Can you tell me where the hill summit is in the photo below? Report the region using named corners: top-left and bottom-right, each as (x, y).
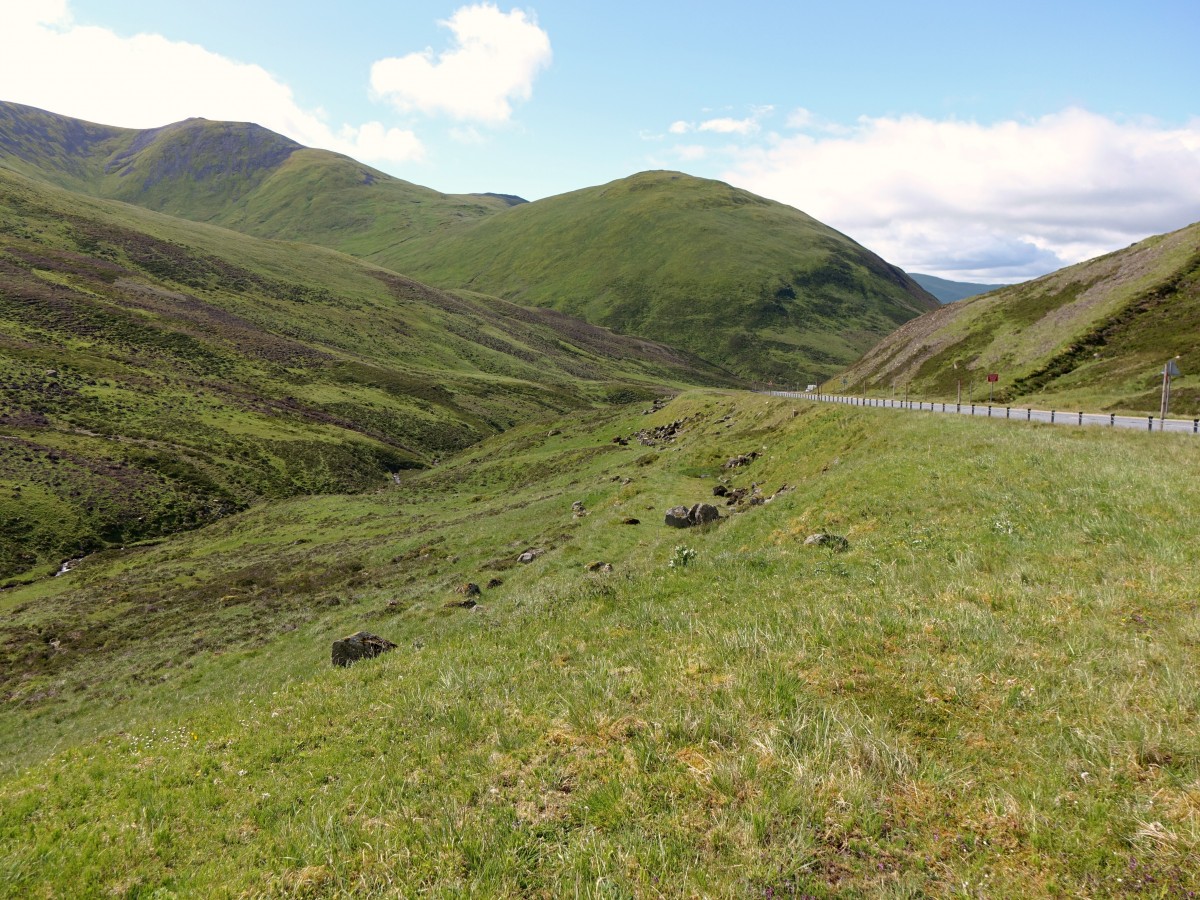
top-left (1, 102), bottom-right (937, 381)
top-left (0, 100), bottom-right (514, 255)
top-left (375, 170), bottom-right (939, 381)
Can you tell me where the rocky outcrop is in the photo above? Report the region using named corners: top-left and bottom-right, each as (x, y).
top-left (331, 631), bottom-right (397, 667)
top-left (665, 503), bottom-right (722, 528)
top-left (724, 452), bottom-right (759, 468)
top-left (804, 533), bottom-right (849, 552)
top-left (665, 506), bottom-right (692, 528)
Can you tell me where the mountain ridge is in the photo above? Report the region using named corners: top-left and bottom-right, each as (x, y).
top-left (0, 162), bottom-right (731, 579)
top-left (910, 272), bottom-right (1009, 303)
top-left (840, 221), bottom-right (1200, 412)
top-left (0, 101), bottom-right (938, 381)
top-left (372, 169), bottom-right (939, 381)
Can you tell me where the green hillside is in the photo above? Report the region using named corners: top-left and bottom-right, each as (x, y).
top-left (3, 393), bottom-right (1198, 895)
top-left (841, 221), bottom-right (1200, 414)
top-left (0, 165), bottom-right (731, 580)
top-left (1, 104), bottom-right (937, 383)
top-left (376, 171), bottom-right (939, 382)
top-left (910, 273), bottom-right (1008, 304)
top-left (0, 100), bottom-right (515, 254)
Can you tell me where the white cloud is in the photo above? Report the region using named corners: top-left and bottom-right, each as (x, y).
top-left (723, 109), bottom-right (1200, 281)
top-left (671, 107), bottom-right (773, 139)
top-left (0, 0), bottom-right (425, 165)
top-left (698, 116), bottom-right (760, 136)
top-left (785, 107), bottom-right (813, 129)
top-left (370, 4), bottom-right (551, 123)
top-left (340, 122), bottom-right (426, 163)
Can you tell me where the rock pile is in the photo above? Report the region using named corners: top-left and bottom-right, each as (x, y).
top-left (331, 631), bottom-right (397, 667)
top-left (635, 417), bottom-right (692, 447)
top-left (723, 451), bottom-right (759, 468)
top-left (665, 503), bottom-right (722, 528)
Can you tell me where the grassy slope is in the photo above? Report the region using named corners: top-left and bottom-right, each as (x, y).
top-left (910, 273), bottom-right (1008, 304)
top-left (0, 165), bottom-right (732, 580)
top-left (2, 392), bottom-right (1198, 896)
top-left (375, 170), bottom-right (939, 383)
top-left (843, 222), bottom-right (1200, 414)
top-left (0, 100), bottom-right (514, 253)
top-left (1, 104), bottom-right (938, 384)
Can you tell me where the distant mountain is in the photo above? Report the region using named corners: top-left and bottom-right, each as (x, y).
top-left (910, 273), bottom-right (1008, 303)
top-left (0, 164), bottom-right (730, 579)
top-left (0, 100), bottom-right (514, 257)
top-left (0, 103), bottom-right (937, 382)
top-left (375, 171), bottom-right (939, 381)
top-left (842, 222), bottom-right (1200, 413)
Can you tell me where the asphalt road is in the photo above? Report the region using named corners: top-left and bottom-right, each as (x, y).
top-left (762, 391), bottom-right (1200, 435)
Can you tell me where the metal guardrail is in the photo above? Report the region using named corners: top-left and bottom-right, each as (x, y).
top-left (762, 391), bottom-right (1200, 435)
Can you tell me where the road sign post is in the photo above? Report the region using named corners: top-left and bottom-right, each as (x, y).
top-left (1161, 358), bottom-right (1181, 430)
top-left (987, 372), bottom-right (998, 403)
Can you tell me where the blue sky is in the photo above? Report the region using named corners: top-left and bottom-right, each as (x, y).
top-left (3, 0), bottom-right (1199, 280)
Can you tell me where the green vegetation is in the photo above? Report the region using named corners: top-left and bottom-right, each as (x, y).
top-left (0, 100), bottom-right (518, 256)
top-left (910, 273), bottom-right (1007, 304)
top-left (0, 165), bottom-right (731, 579)
top-left (377, 171), bottom-right (938, 382)
top-left (2, 103), bottom-right (938, 383)
top-left (843, 222), bottom-right (1200, 415)
top-left (5, 96), bottom-right (1198, 898)
top-left (3, 393), bottom-right (1198, 896)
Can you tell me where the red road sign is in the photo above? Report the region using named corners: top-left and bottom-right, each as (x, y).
top-left (987, 373), bottom-right (999, 382)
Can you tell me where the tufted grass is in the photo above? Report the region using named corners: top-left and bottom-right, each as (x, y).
top-left (1, 393), bottom-right (1198, 897)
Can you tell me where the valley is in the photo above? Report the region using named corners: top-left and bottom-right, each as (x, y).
top-left (2, 97), bottom-right (1198, 897)
top-left (2, 393), bottom-right (1197, 895)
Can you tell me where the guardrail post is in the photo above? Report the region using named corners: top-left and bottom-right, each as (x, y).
top-left (1148, 416), bottom-right (1153, 431)
top-left (1051, 410), bottom-right (1055, 423)
top-left (1194, 418), bottom-right (1198, 433)
top-left (971, 404), bottom-right (975, 415)
top-left (1027, 408), bottom-right (1032, 420)
top-left (987, 405), bottom-right (992, 417)
top-left (1078, 411), bottom-right (1083, 425)
top-left (1006, 407), bottom-right (1010, 418)
top-left (1111, 413), bottom-right (1116, 426)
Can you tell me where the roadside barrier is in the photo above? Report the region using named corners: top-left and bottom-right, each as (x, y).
top-left (760, 391), bottom-right (1199, 435)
